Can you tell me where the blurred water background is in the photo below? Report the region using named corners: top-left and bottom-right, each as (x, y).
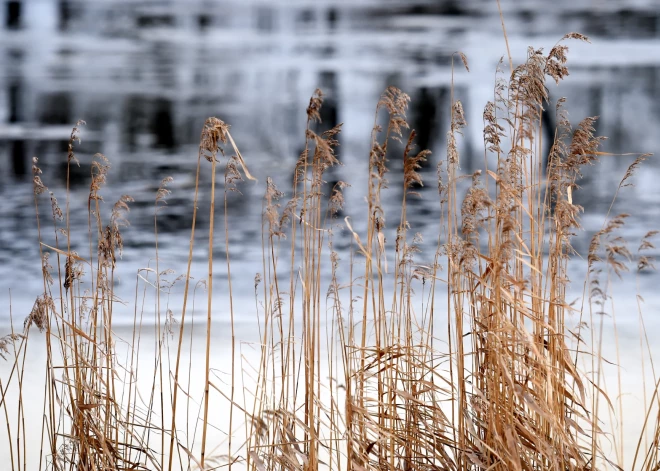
top-left (0, 0), bottom-right (659, 324)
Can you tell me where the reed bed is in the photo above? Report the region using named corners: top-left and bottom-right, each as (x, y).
top-left (0, 32), bottom-right (659, 471)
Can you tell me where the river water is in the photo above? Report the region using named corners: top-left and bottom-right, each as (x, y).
top-left (0, 1), bottom-right (658, 324)
top-left (0, 2), bottom-right (659, 467)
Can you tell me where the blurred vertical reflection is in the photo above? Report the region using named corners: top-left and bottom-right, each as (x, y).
top-left (7, 80), bottom-right (21, 123)
top-left (5, 1), bottom-right (22, 30)
top-left (10, 139), bottom-right (25, 176)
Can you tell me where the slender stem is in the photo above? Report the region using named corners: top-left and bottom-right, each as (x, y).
top-left (200, 152), bottom-right (217, 467)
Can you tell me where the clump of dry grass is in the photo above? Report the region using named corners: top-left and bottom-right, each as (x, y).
top-left (0, 32), bottom-right (658, 471)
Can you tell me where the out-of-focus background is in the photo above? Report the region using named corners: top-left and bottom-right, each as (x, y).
top-left (0, 0), bottom-right (659, 322)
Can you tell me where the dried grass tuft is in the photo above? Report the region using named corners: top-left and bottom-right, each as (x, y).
top-left (0, 30), bottom-right (657, 471)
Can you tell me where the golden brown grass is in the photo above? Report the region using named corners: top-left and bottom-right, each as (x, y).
top-left (1, 32), bottom-right (659, 471)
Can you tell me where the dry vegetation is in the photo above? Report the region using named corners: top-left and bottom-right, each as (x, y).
top-left (1, 32), bottom-right (660, 471)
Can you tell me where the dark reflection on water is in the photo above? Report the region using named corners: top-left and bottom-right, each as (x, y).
top-left (0, 1), bottom-right (659, 319)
